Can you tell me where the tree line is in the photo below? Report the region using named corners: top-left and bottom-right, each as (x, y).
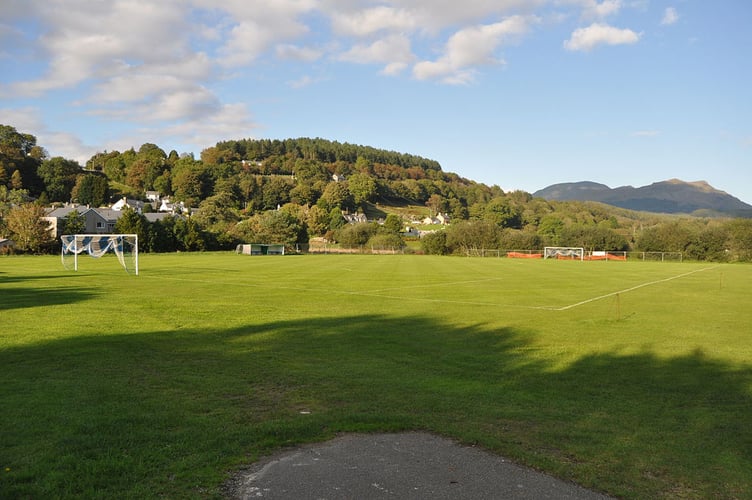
top-left (1, 124), bottom-right (750, 261)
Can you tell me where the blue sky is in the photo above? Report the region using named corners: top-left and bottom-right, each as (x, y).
top-left (2, 1), bottom-right (750, 203)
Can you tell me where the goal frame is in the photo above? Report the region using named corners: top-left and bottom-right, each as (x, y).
top-left (543, 246), bottom-right (585, 261)
top-left (61, 234), bottom-right (139, 275)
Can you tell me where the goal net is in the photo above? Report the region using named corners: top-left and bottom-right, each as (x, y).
top-left (61, 234), bottom-right (139, 275)
top-left (544, 246), bottom-right (584, 261)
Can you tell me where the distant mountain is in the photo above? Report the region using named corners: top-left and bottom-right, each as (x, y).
top-left (533, 179), bottom-right (752, 216)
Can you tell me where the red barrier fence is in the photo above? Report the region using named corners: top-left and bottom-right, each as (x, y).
top-left (507, 252), bottom-right (543, 259)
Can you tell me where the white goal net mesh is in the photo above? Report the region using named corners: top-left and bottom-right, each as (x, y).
top-left (544, 246), bottom-right (584, 260)
top-left (61, 234), bottom-right (138, 274)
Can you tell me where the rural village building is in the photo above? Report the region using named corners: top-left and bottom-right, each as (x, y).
top-left (43, 206), bottom-right (119, 237)
top-left (43, 196), bottom-right (185, 238)
top-left (421, 213), bottom-right (451, 225)
top-left (0, 238), bottom-right (14, 252)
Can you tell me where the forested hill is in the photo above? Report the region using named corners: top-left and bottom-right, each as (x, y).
top-left (206, 137), bottom-right (443, 174)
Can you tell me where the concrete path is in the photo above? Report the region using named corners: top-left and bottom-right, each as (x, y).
top-left (224, 432), bottom-right (612, 499)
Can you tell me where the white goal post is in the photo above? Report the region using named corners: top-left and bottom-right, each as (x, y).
top-left (61, 234), bottom-right (139, 275)
top-left (544, 246), bottom-right (585, 261)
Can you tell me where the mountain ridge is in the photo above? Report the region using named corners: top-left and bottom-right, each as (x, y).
top-left (533, 179), bottom-right (752, 216)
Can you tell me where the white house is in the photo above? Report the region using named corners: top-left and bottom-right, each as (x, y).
top-left (145, 191), bottom-right (161, 203)
top-left (343, 213), bottom-right (368, 224)
top-left (158, 197), bottom-right (187, 214)
top-left (111, 197), bottom-right (145, 213)
top-left (421, 213), bottom-right (451, 225)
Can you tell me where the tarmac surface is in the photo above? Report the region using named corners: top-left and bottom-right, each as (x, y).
top-left (224, 432), bottom-right (612, 499)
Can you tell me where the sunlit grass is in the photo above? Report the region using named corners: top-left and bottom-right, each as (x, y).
top-left (1, 253), bottom-right (750, 498)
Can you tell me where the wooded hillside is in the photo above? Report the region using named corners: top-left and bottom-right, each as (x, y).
top-left (1, 124), bottom-right (751, 261)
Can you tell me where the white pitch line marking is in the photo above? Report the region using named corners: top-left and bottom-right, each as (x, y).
top-left (548, 265), bottom-right (718, 311)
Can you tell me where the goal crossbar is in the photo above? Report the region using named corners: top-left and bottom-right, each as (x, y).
top-left (61, 234), bottom-right (139, 275)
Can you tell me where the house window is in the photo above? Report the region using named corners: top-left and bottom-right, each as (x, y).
top-left (96, 222), bottom-right (104, 229)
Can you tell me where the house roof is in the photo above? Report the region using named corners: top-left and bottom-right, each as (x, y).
top-left (144, 212), bottom-right (182, 223)
top-left (44, 206), bottom-right (89, 218)
top-left (92, 208), bottom-right (120, 222)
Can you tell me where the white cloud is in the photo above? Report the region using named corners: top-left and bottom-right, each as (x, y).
top-left (276, 44), bottom-right (323, 62)
top-left (91, 54), bottom-right (213, 105)
top-left (338, 34), bottom-right (414, 74)
top-left (554, 0), bottom-right (622, 20)
top-left (0, 107), bottom-right (98, 163)
top-left (390, 0), bottom-right (542, 29)
top-left (413, 16), bottom-right (534, 83)
top-left (331, 6), bottom-right (417, 37)
top-left (85, 101), bottom-right (257, 160)
top-left (382, 62), bottom-right (409, 76)
top-left (563, 22), bottom-right (640, 51)
top-left (198, 0), bottom-right (315, 67)
top-left (0, 0), bottom-right (675, 161)
top-left (156, 102), bottom-right (257, 151)
top-left (5, 1), bottom-right (193, 96)
top-left (583, 0), bottom-right (622, 19)
top-left (218, 22), bottom-right (285, 67)
top-left (0, 107), bottom-right (46, 139)
top-left (148, 88), bottom-right (222, 122)
top-left (661, 7), bottom-right (679, 26)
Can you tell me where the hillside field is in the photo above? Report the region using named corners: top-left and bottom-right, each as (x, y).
top-left (1, 253), bottom-right (751, 498)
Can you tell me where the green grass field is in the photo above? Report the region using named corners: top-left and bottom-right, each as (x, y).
top-left (2, 253), bottom-right (751, 498)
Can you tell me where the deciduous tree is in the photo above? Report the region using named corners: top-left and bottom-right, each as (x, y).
top-left (421, 230), bottom-right (448, 255)
top-left (445, 220), bottom-right (500, 254)
top-left (5, 203), bottom-right (53, 253)
top-left (484, 197), bottom-right (522, 229)
top-left (0, 125), bottom-right (44, 194)
top-left (71, 174), bottom-right (109, 207)
top-left (114, 208), bottom-right (149, 249)
top-left (37, 157), bottom-right (82, 202)
top-left (231, 210), bottom-right (306, 251)
top-left (347, 173), bottom-right (376, 206)
top-left (62, 210), bottom-right (86, 235)
top-left (383, 214), bottom-right (403, 234)
top-left (318, 181), bottom-right (353, 212)
top-left (335, 222), bottom-right (377, 248)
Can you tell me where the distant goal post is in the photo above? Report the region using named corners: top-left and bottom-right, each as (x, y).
top-left (61, 234), bottom-right (139, 275)
top-left (544, 246), bottom-right (585, 261)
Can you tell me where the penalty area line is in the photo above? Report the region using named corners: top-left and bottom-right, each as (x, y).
top-left (551, 266), bottom-right (719, 311)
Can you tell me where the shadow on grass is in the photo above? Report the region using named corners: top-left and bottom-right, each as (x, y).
top-left (0, 283), bottom-right (98, 311)
top-left (1, 315), bottom-right (750, 498)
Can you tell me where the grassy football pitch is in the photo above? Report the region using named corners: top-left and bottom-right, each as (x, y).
top-left (1, 253), bottom-right (751, 498)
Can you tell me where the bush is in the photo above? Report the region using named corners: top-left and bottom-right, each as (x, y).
top-left (421, 231), bottom-right (448, 255)
top-left (367, 232), bottom-right (404, 251)
top-left (335, 222), bottom-right (377, 248)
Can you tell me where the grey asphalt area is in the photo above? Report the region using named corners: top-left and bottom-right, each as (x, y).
top-left (224, 432), bottom-right (612, 499)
